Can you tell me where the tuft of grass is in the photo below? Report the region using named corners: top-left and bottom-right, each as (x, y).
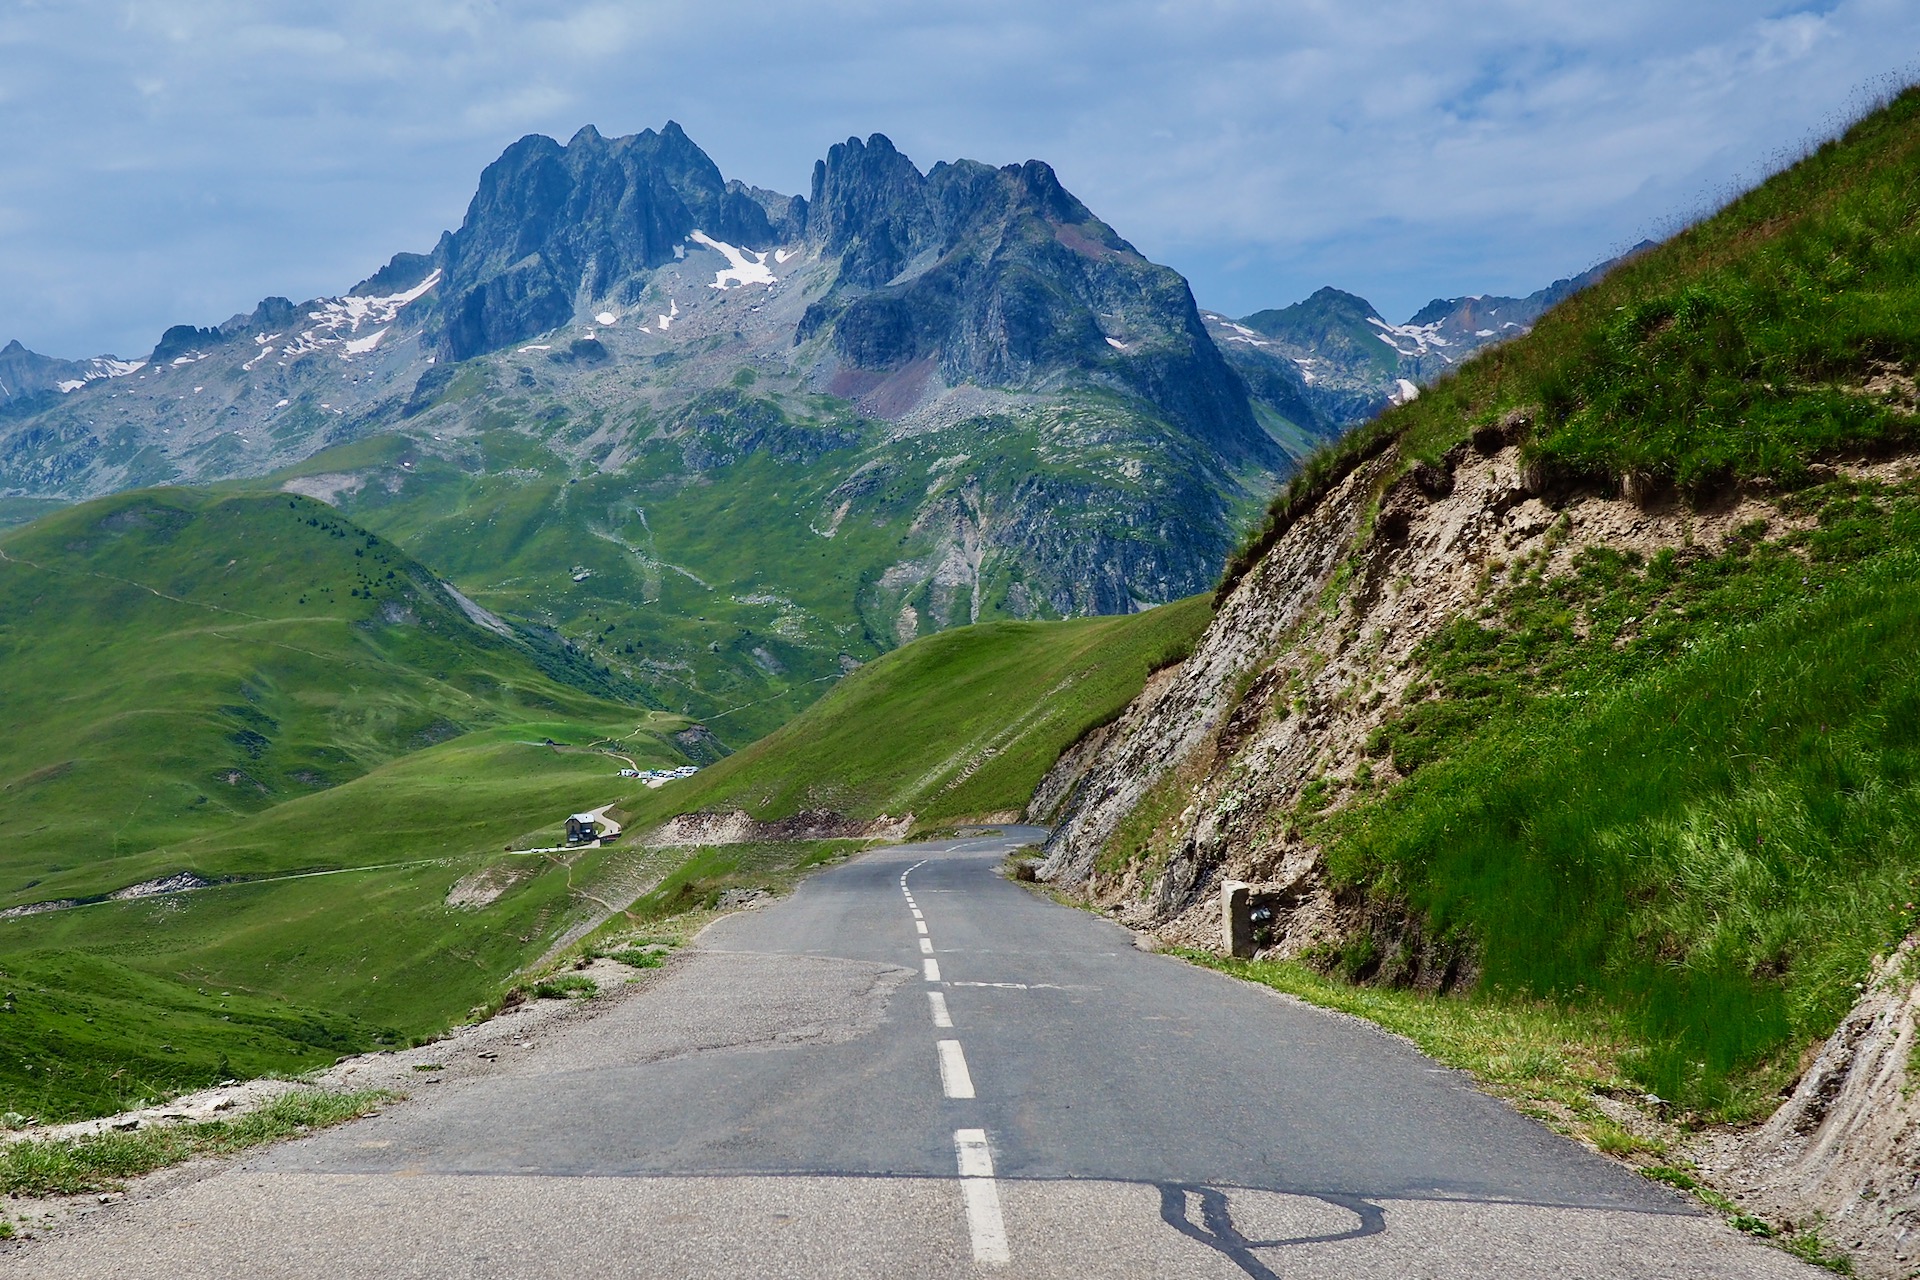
top-left (1783, 1220), bottom-right (1856, 1274)
top-left (0, 1089), bottom-right (389, 1197)
top-left (530, 974), bottom-right (596, 1000)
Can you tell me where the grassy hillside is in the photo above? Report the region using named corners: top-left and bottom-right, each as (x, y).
top-left (0, 727), bottom-right (677, 1122)
top-left (0, 487), bottom-right (649, 875)
top-left (0, 489), bottom-right (703, 1120)
top-left (1222, 87), bottom-right (1920, 598)
top-left (263, 383), bottom-right (1258, 746)
top-left (621, 594), bottom-right (1212, 835)
top-left (1218, 86), bottom-right (1920, 1116)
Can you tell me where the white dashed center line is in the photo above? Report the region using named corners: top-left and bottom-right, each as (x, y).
top-left (937, 1039), bottom-right (976, 1099)
top-left (954, 1128), bottom-right (1010, 1265)
top-left (906, 854), bottom-right (1011, 1265)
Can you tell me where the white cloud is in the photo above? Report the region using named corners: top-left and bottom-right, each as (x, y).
top-left (0, 0), bottom-right (1913, 356)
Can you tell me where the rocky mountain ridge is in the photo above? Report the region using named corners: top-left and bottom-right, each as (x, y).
top-left (0, 123), bottom-right (1330, 743)
top-left (0, 121), bottom-right (1632, 744)
top-left (1201, 243), bottom-right (1652, 432)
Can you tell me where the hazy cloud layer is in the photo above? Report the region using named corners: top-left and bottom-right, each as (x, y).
top-left (1, 1), bottom-right (1914, 356)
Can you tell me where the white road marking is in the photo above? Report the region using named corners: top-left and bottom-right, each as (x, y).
top-left (915, 920), bottom-right (928, 934)
top-left (919, 937), bottom-right (935, 954)
top-left (937, 1040), bottom-right (976, 1099)
top-left (928, 991), bottom-right (953, 1027)
top-left (954, 1129), bottom-right (1010, 1265)
top-left (911, 908), bottom-right (923, 920)
top-left (924, 958), bottom-right (941, 982)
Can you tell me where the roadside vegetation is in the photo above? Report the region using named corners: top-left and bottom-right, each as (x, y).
top-left (1191, 954), bottom-right (1860, 1269)
top-left (0, 1088), bottom-right (388, 1199)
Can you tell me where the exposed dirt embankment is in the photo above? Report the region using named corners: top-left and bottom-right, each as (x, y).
top-left (1037, 418), bottom-right (1831, 955)
top-left (1700, 937), bottom-right (1920, 1276)
top-left (641, 809), bottom-right (913, 847)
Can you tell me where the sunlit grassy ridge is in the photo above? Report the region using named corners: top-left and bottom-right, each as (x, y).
top-left (620, 594), bottom-right (1212, 834)
top-left (0, 486), bottom-right (645, 874)
top-left (1219, 86), bottom-right (1920, 600)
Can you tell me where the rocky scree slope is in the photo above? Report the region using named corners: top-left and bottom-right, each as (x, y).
top-left (1037, 83), bottom-right (1920, 1274)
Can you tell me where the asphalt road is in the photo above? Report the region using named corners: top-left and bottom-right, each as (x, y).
top-left (14, 829), bottom-right (1817, 1278)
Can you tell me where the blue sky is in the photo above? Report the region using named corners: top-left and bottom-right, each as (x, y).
top-left (1, 1), bottom-right (1914, 358)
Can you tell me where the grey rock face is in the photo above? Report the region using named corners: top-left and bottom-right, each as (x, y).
top-left (429, 122), bottom-right (804, 361)
top-left (801, 138), bottom-right (1275, 466)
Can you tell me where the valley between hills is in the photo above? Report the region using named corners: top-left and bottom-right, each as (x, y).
top-left (3, 84), bottom-right (1920, 1279)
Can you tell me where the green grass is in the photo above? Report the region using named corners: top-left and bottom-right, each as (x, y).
top-left (0, 488), bottom-right (699, 1121)
top-left (530, 974), bottom-right (597, 1000)
top-left (0, 487), bottom-right (654, 872)
top-left (0, 722), bottom-right (692, 1121)
top-left (0, 1088), bottom-right (388, 1197)
top-left (618, 840), bottom-right (866, 923)
top-left (1328, 542), bottom-right (1920, 1117)
top-left (617, 594), bottom-right (1212, 833)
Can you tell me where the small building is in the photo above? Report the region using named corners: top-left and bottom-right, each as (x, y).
top-left (565, 813), bottom-right (601, 845)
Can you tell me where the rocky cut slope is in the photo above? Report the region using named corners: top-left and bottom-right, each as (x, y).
top-left (1034, 82), bottom-right (1920, 1274)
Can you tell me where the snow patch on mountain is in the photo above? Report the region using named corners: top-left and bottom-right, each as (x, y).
top-left (1368, 315), bottom-right (1454, 360)
top-left (690, 231), bottom-right (776, 289)
top-left (280, 270), bottom-right (440, 363)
